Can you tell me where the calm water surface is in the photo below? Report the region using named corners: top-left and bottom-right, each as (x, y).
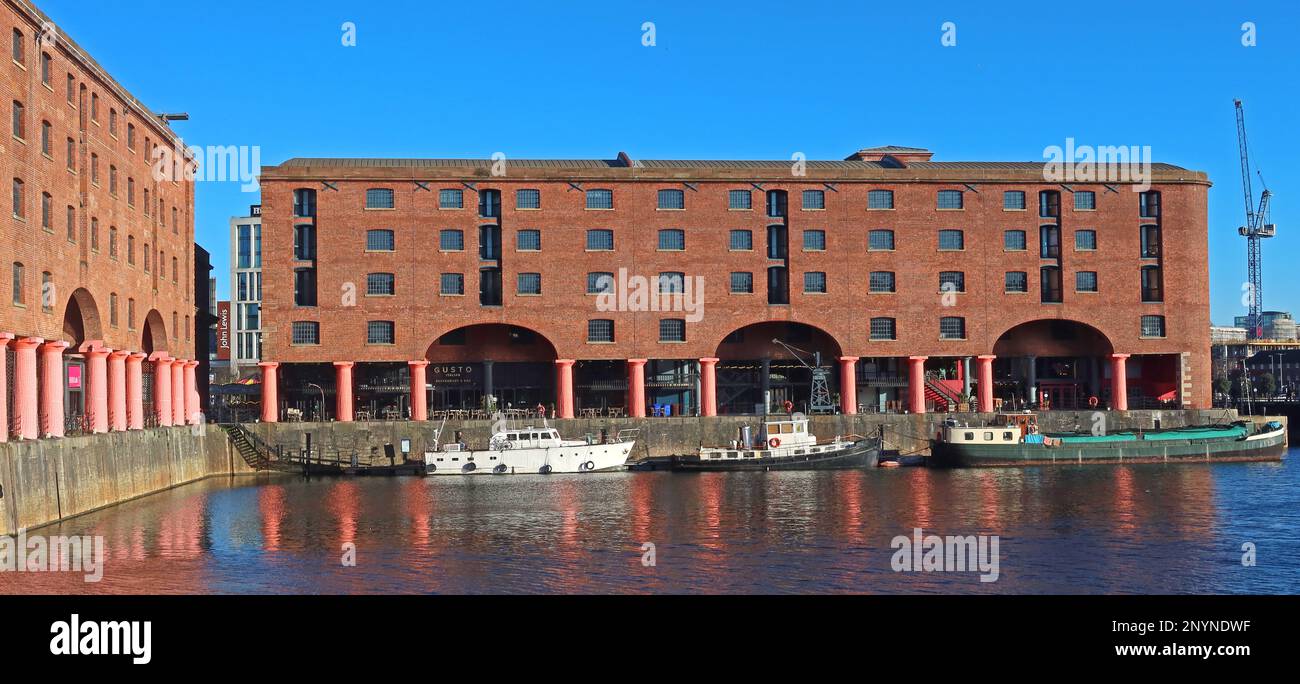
top-left (3, 449), bottom-right (1298, 594)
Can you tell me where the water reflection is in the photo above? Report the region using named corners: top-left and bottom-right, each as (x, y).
top-left (1, 454), bottom-right (1297, 595)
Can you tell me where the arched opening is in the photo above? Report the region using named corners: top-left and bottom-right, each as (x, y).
top-left (141, 309), bottom-right (168, 354)
top-left (713, 321), bottom-right (843, 415)
top-left (993, 319), bottom-right (1115, 410)
top-left (409, 323), bottom-right (559, 415)
top-left (61, 288), bottom-right (103, 348)
top-left (59, 289), bottom-right (105, 429)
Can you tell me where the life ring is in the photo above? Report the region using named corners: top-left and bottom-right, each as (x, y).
top-left (1088, 396), bottom-right (1099, 409)
top-left (584, 461), bottom-right (596, 472)
top-left (769, 437), bottom-right (781, 449)
top-left (783, 401), bottom-right (794, 414)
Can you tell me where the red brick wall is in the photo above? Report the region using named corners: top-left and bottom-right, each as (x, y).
top-left (260, 170), bottom-right (1210, 405)
top-left (1, 1), bottom-right (195, 358)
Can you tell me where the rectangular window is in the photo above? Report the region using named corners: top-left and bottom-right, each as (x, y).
top-left (1041, 266), bottom-right (1063, 303)
top-left (657, 189), bottom-right (684, 210)
top-left (802, 190), bottom-right (825, 210)
top-left (1040, 226), bottom-right (1061, 258)
top-left (291, 322), bottom-right (320, 345)
top-left (517, 273), bottom-right (541, 295)
top-left (516, 189), bottom-right (540, 209)
top-left (869, 271), bottom-right (895, 293)
top-left (588, 319), bottom-right (614, 343)
top-left (1141, 266), bottom-right (1163, 302)
top-left (1039, 191), bottom-right (1060, 218)
top-left (1076, 271), bottom-right (1098, 292)
top-left (939, 317), bottom-right (966, 340)
top-left (870, 317), bottom-right (896, 341)
top-left (659, 319), bottom-right (686, 343)
top-left (1004, 230), bottom-right (1027, 251)
top-left (804, 272), bottom-right (827, 293)
top-left (1139, 191), bottom-right (1161, 218)
top-left (12, 100), bottom-right (23, 139)
top-left (729, 229), bottom-right (753, 251)
top-left (366, 229), bottom-right (395, 251)
top-left (366, 273), bottom-right (395, 296)
top-left (364, 188), bottom-right (394, 209)
top-left (937, 190), bottom-right (964, 209)
top-left (868, 190), bottom-right (894, 210)
top-left (730, 272), bottom-right (753, 294)
top-left (1075, 229), bottom-right (1097, 250)
top-left (11, 262), bottom-right (23, 305)
top-left (439, 229), bottom-right (464, 251)
top-left (586, 229), bottom-right (614, 251)
top-left (1141, 225), bottom-right (1161, 258)
top-left (367, 321), bottom-right (395, 345)
top-left (11, 29), bottom-right (23, 64)
top-left (517, 229), bottom-right (541, 251)
top-left (868, 229), bottom-right (895, 251)
top-left (1005, 271), bottom-right (1028, 293)
top-left (803, 230), bottom-right (826, 251)
top-left (586, 189), bottom-right (613, 209)
top-left (939, 271), bottom-right (965, 293)
top-left (1141, 315), bottom-right (1166, 338)
top-left (587, 272), bottom-right (614, 294)
top-left (658, 272), bottom-right (685, 294)
top-left (293, 269), bottom-right (317, 307)
top-left (1074, 191), bottom-right (1096, 210)
top-left (440, 273), bottom-right (464, 296)
top-left (729, 190), bottom-right (752, 210)
top-left (658, 229), bottom-right (685, 251)
top-left (1004, 191), bottom-right (1026, 210)
top-left (938, 230), bottom-right (964, 251)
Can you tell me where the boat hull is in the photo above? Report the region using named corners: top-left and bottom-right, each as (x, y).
top-left (931, 428), bottom-right (1287, 468)
top-left (672, 439), bottom-right (881, 472)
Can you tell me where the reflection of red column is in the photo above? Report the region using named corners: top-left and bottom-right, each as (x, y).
top-left (126, 353), bottom-right (146, 430)
top-left (627, 359), bottom-right (647, 418)
top-left (108, 350), bottom-right (128, 432)
top-left (40, 340), bottom-right (70, 438)
top-left (1110, 354), bottom-right (1130, 411)
top-left (408, 361), bottom-right (429, 421)
top-left (0, 333), bottom-right (12, 442)
top-left (555, 360), bottom-right (575, 419)
top-left (259, 362), bottom-right (279, 423)
top-left (976, 355), bottom-right (996, 412)
top-left (11, 337), bottom-right (42, 440)
top-left (183, 360), bottom-right (199, 424)
top-left (839, 357), bottom-right (859, 415)
top-left (84, 345), bottom-right (110, 434)
top-left (152, 354), bottom-right (173, 427)
top-left (700, 358), bottom-right (719, 417)
top-left (334, 362), bottom-right (354, 422)
top-left (907, 356), bottom-right (928, 414)
top-left (171, 359), bottom-right (185, 426)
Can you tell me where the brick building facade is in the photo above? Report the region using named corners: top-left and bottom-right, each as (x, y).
top-left (1, 0), bottom-right (198, 440)
top-left (258, 146), bottom-right (1210, 421)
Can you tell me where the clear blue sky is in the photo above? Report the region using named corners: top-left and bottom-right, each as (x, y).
top-left (41, 0), bottom-right (1299, 323)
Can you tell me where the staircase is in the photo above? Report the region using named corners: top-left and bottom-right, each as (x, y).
top-left (925, 376), bottom-right (964, 412)
top-left (223, 423), bottom-right (277, 471)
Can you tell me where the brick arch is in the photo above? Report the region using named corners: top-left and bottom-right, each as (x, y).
top-left (712, 320), bottom-right (844, 362)
top-left (422, 323), bottom-right (558, 363)
top-left (993, 318), bottom-right (1115, 358)
top-left (141, 309), bottom-right (168, 353)
top-left (61, 288), bottom-right (104, 348)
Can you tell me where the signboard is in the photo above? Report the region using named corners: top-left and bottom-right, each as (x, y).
top-left (249, 205), bottom-right (262, 217)
top-left (67, 365), bottom-right (82, 390)
top-left (216, 301), bottom-right (232, 360)
top-left (428, 364), bottom-right (477, 388)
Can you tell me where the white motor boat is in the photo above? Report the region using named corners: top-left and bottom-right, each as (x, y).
top-left (424, 421), bottom-right (637, 475)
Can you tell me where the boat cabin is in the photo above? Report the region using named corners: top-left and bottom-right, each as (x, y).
top-left (940, 412), bottom-right (1039, 445)
top-left (496, 428), bottom-right (563, 449)
top-left (759, 417), bottom-right (818, 449)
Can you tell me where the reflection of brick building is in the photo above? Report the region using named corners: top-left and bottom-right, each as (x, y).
top-left (2, 1), bottom-right (197, 440)
top-left (257, 147), bottom-right (1210, 421)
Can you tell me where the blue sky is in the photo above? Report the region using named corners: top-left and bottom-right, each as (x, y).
top-left (40, 0), bottom-right (1299, 323)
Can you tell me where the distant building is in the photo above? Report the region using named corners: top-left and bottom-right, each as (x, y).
top-left (1211, 326), bottom-right (1248, 344)
top-left (1234, 311), bottom-right (1296, 341)
top-left (229, 205), bottom-right (262, 378)
top-left (1245, 348), bottom-right (1300, 398)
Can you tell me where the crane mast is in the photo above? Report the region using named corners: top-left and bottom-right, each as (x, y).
top-left (1234, 99), bottom-right (1276, 339)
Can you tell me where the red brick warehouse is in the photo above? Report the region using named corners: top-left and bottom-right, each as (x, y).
top-left (1, 0), bottom-right (198, 441)
top-left (257, 146), bottom-right (1210, 422)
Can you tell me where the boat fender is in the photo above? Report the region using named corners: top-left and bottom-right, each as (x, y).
top-left (463, 462), bottom-right (477, 473)
top-left (540, 464), bottom-right (553, 475)
top-left (769, 437), bottom-right (781, 449)
top-left (493, 464), bottom-right (507, 475)
top-left (427, 464), bottom-right (436, 473)
top-left (584, 461), bottom-right (596, 472)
